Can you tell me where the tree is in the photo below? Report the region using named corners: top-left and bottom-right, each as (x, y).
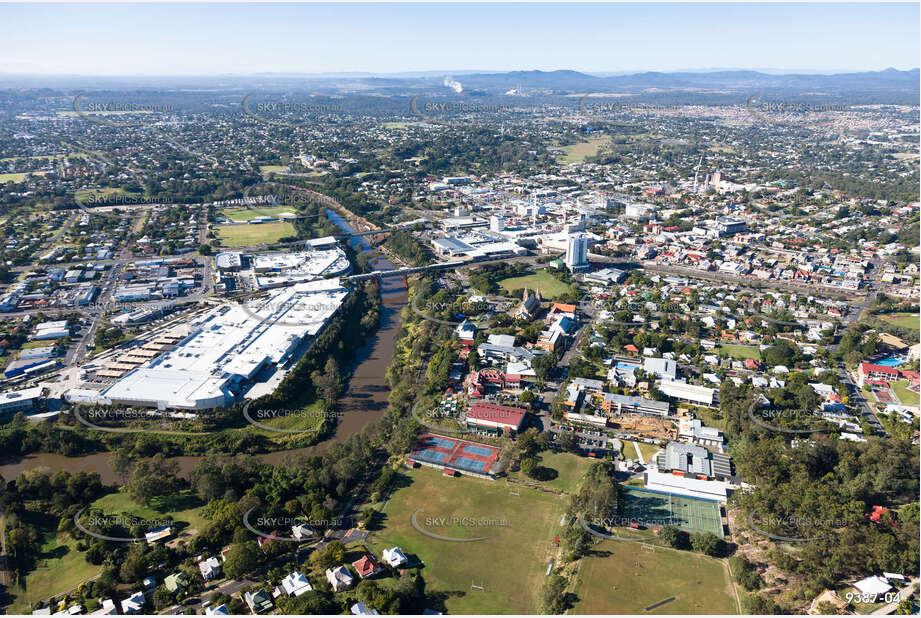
top-left (658, 525), bottom-right (683, 548)
top-left (520, 456), bottom-right (538, 478)
top-left (223, 541), bottom-right (260, 578)
top-left (896, 600), bottom-right (915, 615)
top-left (690, 531), bottom-right (722, 556)
top-left (311, 540), bottom-right (345, 570)
top-left (532, 354), bottom-right (557, 381)
top-left (540, 573), bottom-right (569, 614)
top-left (557, 431), bottom-right (579, 453)
top-left (741, 593), bottom-right (783, 614)
top-left (198, 243), bottom-right (212, 256)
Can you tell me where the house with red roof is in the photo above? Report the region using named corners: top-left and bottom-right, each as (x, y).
top-left (351, 554), bottom-right (384, 579)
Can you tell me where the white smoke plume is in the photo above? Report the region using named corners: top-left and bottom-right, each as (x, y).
top-left (443, 76), bottom-right (463, 93)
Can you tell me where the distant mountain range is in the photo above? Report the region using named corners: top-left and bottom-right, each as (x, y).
top-left (1, 68), bottom-right (917, 104)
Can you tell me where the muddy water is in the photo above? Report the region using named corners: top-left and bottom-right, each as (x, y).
top-left (0, 264), bottom-right (407, 485)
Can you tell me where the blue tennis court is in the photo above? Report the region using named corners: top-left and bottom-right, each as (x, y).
top-left (426, 436), bottom-right (455, 449)
top-left (462, 444), bottom-right (494, 457)
top-left (454, 457), bottom-right (487, 472)
top-left (415, 449), bottom-right (448, 463)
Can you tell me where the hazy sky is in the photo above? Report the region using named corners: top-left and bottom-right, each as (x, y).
top-left (1, 3), bottom-right (918, 75)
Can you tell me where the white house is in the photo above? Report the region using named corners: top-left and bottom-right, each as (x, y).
top-left (382, 547), bottom-right (408, 568)
top-left (291, 523), bottom-right (315, 541)
top-left (326, 565), bottom-right (354, 592)
top-left (198, 556), bottom-right (222, 581)
top-left (854, 575), bottom-right (893, 596)
top-left (120, 592), bottom-right (145, 615)
top-left (281, 571), bottom-right (313, 597)
top-left (350, 602), bottom-right (380, 615)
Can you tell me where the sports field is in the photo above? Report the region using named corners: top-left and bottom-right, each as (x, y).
top-left (881, 313), bottom-right (920, 330)
top-left (719, 344), bottom-right (761, 360)
top-left (892, 380), bottom-right (920, 406)
top-left (220, 206), bottom-right (298, 222)
top-left (215, 221), bottom-right (296, 246)
top-left (572, 539), bottom-right (738, 614)
top-left (620, 486), bottom-right (724, 538)
top-left (556, 136), bottom-right (611, 163)
top-left (510, 449), bottom-right (596, 494)
top-left (498, 269), bottom-right (570, 300)
top-left (366, 466), bottom-right (565, 614)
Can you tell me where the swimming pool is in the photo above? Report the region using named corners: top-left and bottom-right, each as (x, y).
top-left (876, 356), bottom-right (905, 367)
top-left (616, 362), bottom-right (641, 371)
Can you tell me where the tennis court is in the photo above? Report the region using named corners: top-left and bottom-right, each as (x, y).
top-left (408, 433), bottom-right (500, 478)
top-left (620, 486), bottom-right (724, 538)
top-left (462, 444), bottom-right (494, 457)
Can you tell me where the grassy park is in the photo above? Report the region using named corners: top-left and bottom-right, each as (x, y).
top-left (880, 313), bottom-right (920, 331)
top-left (571, 539), bottom-right (738, 614)
top-left (220, 205), bottom-right (299, 222)
top-left (719, 344), bottom-right (761, 360)
top-left (506, 450), bottom-right (595, 494)
top-left (3, 512), bottom-right (101, 614)
top-left (367, 466), bottom-right (566, 614)
top-left (498, 269), bottom-right (570, 300)
top-left (216, 221), bottom-right (297, 246)
top-left (556, 136), bottom-right (611, 163)
top-left (892, 380), bottom-right (920, 406)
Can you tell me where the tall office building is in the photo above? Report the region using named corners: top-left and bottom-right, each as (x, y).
top-left (565, 233), bottom-right (589, 272)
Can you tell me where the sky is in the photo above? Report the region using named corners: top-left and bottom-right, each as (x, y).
top-left (0, 3), bottom-right (918, 76)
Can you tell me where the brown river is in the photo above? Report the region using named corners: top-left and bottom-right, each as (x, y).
top-left (0, 261), bottom-right (407, 485)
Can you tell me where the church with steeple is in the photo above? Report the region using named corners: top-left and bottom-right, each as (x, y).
top-left (511, 287), bottom-right (541, 320)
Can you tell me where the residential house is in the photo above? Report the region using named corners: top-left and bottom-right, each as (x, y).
top-left (280, 571), bottom-right (313, 597)
top-left (382, 547), bottom-right (408, 568)
top-left (352, 554), bottom-right (384, 579)
top-left (243, 590), bottom-right (274, 614)
top-left (198, 556), bottom-right (222, 581)
top-left (120, 592), bottom-right (145, 615)
top-left (350, 602), bottom-right (380, 615)
top-left (326, 566), bottom-right (355, 592)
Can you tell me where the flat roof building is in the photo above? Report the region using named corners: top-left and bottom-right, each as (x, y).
top-left (100, 279), bottom-right (348, 410)
top-left (657, 379), bottom-right (715, 407)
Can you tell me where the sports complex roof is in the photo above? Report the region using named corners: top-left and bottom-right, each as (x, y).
top-left (101, 279), bottom-right (348, 410)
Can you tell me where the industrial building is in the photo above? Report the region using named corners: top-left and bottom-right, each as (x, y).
top-left (98, 279), bottom-right (349, 410)
top-left (252, 248), bottom-right (350, 288)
